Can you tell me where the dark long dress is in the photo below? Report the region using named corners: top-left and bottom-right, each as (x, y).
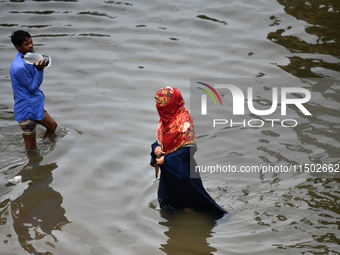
top-left (150, 141), bottom-right (227, 218)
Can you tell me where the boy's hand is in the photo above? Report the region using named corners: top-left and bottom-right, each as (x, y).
top-left (34, 59), bottom-right (46, 71)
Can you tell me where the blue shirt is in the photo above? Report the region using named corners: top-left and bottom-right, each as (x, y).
top-left (10, 52), bottom-right (45, 122)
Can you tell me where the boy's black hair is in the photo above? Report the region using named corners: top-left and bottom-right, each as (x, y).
top-left (11, 30), bottom-right (31, 47)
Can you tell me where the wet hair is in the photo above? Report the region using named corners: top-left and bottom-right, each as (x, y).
top-left (11, 30), bottom-right (31, 47)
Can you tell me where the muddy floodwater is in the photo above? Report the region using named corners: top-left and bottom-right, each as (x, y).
top-left (0, 0), bottom-right (339, 254)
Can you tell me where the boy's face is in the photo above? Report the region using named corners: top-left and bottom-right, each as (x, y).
top-left (16, 37), bottom-right (34, 54)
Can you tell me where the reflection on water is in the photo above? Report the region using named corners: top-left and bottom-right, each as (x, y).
top-left (269, 0), bottom-right (340, 78)
top-left (291, 78), bottom-right (339, 168)
top-left (159, 210), bottom-right (223, 255)
top-left (270, 177), bottom-right (340, 254)
top-left (5, 151), bottom-right (69, 254)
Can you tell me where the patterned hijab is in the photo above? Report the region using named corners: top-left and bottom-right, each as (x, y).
top-left (155, 87), bottom-right (196, 154)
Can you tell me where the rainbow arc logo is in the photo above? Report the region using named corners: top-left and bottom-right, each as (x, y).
top-left (196, 82), bottom-right (222, 115)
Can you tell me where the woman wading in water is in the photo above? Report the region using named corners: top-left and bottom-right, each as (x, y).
top-left (150, 86), bottom-right (227, 218)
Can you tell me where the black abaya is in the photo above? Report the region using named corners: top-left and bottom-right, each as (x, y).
top-left (150, 142), bottom-right (227, 218)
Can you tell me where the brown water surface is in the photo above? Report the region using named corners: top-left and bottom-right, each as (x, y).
top-left (0, 0), bottom-right (339, 254)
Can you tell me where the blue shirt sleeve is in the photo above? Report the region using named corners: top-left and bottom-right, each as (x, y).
top-left (15, 64), bottom-right (44, 94)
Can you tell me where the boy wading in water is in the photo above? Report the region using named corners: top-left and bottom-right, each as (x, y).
top-left (10, 30), bottom-right (57, 150)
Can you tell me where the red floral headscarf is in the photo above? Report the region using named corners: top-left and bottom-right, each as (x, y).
top-left (155, 87), bottom-right (196, 154)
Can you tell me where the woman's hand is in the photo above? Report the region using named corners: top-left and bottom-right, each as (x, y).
top-left (154, 146), bottom-right (165, 165)
top-left (156, 156), bottom-right (164, 165)
top-left (154, 146), bottom-right (165, 157)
